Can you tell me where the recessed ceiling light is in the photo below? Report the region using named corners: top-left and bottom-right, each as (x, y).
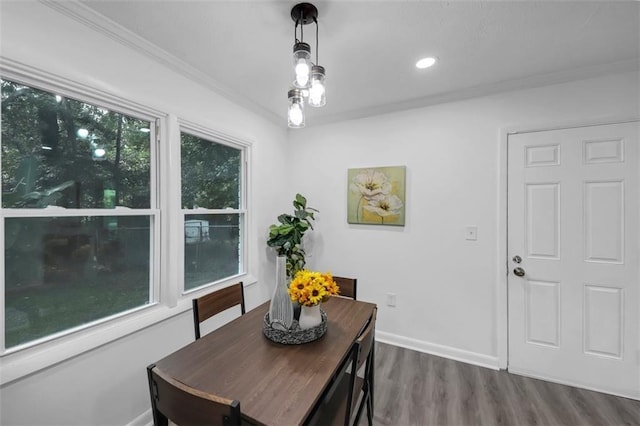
top-left (416, 57), bottom-right (437, 69)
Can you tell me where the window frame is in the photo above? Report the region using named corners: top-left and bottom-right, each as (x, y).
top-left (0, 65), bottom-right (236, 389)
top-left (177, 119), bottom-right (250, 295)
top-left (0, 63), bottom-right (257, 385)
top-left (1, 71), bottom-right (163, 354)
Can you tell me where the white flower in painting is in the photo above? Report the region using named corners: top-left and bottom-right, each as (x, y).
top-left (349, 170), bottom-right (392, 199)
top-left (363, 194), bottom-right (403, 217)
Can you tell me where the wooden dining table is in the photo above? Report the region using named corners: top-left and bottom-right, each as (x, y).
top-left (152, 296), bottom-right (377, 425)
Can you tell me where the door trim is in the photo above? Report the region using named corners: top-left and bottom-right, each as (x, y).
top-left (497, 116), bottom-right (640, 371)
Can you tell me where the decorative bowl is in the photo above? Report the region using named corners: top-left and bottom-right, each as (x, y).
top-left (263, 309), bottom-right (327, 344)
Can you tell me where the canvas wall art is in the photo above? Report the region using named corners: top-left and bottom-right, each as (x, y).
top-left (347, 166), bottom-right (406, 226)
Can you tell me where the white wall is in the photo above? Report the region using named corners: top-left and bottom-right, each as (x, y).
top-left (291, 71), bottom-right (639, 366)
top-left (1, 2), bottom-right (639, 425)
top-left (0, 2), bottom-right (289, 425)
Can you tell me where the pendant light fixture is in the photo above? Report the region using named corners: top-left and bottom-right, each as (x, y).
top-left (288, 3), bottom-right (326, 128)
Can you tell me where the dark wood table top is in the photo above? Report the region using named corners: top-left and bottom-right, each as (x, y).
top-left (153, 296), bottom-right (377, 425)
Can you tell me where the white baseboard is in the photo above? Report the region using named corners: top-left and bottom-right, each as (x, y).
top-left (127, 409), bottom-right (152, 426)
top-left (376, 331), bottom-right (501, 370)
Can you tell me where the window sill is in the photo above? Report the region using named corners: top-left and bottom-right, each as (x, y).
top-left (0, 303), bottom-right (181, 385)
top-left (0, 274), bottom-right (257, 386)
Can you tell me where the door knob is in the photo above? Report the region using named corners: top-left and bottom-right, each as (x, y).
top-left (513, 267), bottom-right (526, 277)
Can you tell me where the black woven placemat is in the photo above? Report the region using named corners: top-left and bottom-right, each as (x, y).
top-left (263, 309), bottom-right (327, 344)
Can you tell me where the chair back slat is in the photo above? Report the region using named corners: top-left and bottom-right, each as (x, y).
top-left (333, 276), bottom-right (357, 300)
top-left (193, 282), bottom-right (245, 339)
top-left (148, 364), bottom-right (241, 426)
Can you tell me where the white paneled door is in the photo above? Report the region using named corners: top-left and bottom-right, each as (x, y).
top-left (507, 121), bottom-right (639, 399)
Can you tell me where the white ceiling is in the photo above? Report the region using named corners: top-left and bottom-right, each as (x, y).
top-left (77, 0), bottom-right (640, 126)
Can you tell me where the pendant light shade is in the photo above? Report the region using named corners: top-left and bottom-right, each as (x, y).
top-left (288, 89), bottom-right (305, 128)
top-left (308, 65), bottom-right (326, 107)
top-left (293, 42), bottom-right (312, 89)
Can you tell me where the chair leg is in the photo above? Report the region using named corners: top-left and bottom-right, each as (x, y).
top-left (352, 379), bottom-right (373, 426)
top-left (354, 344), bottom-right (376, 426)
top-left (369, 341), bottom-right (375, 416)
top-left (366, 390), bottom-right (373, 426)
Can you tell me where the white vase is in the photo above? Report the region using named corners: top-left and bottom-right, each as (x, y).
top-left (298, 304), bottom-right (322, 330)
top-left (268, 256), bottom-right (293, 331)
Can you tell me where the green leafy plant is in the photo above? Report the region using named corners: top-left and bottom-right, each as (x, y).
top-left (267, 193), bottom-right (318, 278)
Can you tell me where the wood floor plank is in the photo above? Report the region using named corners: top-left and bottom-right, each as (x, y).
top-left (407, 350), bottom-right (430, 426)
top-left (598, 390), bottom-right (640, 425)
top-left (504, 371), bottom-right (554, 425)
top-left (455, 360), bottom-right (481, 426)
top-left (367, 343), bottom-right (640, 426)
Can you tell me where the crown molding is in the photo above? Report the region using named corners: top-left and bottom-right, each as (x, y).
top-left (39, 0), bottom-right (282, 126)
top-left (311, 58), bottom-right (640, 127)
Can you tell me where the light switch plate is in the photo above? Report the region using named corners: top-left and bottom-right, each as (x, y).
top-left (386, 293), bottom-right (396, 307)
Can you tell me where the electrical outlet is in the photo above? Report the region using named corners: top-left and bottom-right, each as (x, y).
top-left (386, 293), bottom-right (396, 307)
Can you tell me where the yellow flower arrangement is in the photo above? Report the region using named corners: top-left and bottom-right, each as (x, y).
top-left (288, 270), bottom-right (340, 307)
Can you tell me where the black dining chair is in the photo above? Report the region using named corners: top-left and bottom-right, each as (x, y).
top-left (147, 363), bottom-right (242, 426)
top-left (192, 282), bottom-right (245, 340)
top-left (309, 307), bottom-right (377, 426)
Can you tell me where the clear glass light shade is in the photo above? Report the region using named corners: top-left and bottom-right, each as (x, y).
top-left (288, 89), bottom-right (305, 128)
top-left (293, 42), bottom-right (311, 89)
top-left (308, 65), bottom-right (326, 107)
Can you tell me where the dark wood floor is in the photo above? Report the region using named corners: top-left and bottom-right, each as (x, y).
top-left (368, 342), bottom-right (640, 426)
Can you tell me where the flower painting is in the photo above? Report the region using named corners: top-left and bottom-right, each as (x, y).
top-left (348, 166), bottom-right (406, 226)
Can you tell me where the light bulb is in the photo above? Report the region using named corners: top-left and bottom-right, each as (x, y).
top-left (93, 148), bottom-right (106, 158)
top-left (77, 128), bottom-right (89, 139)
top-left (308, 65), bottom-right (326, 107)
top-left (288, 103), bottom-right (303, 126)
top-left (295, 61), bottom-right (310, 87)
top-left (309, 83), bottom-right (324, 106)
top-left (287, 89), bottom-right (305, 128)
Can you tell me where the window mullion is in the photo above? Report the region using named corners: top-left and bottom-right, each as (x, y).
top-left (2, 208), bottom-right (158, 218)
top-left (161, 114), bottom-right (182, 307)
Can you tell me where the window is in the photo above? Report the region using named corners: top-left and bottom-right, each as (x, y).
top-left (180, 127), bottom-right (245, 291)
top-left (1, 78), bottom-right (156, 350)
